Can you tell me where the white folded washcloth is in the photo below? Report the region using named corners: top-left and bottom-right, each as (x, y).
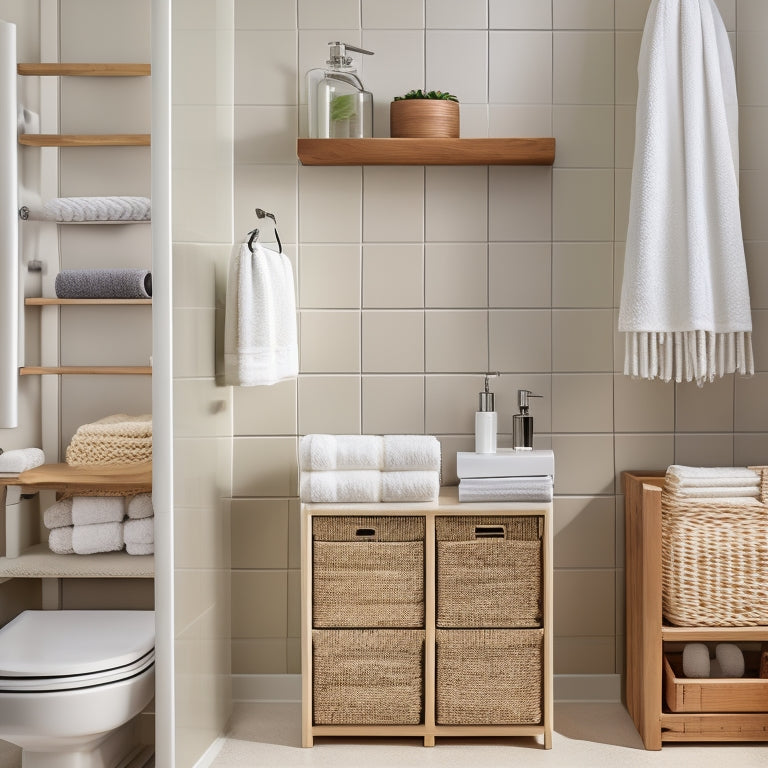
top-left (458, 475), bottom-right (554, 503)
top-left (666, 465), bottom-right (760, 487)
top-left (299, 434), bottom-right (384, 471)
top-left (381, 471), bottom-right (439, 503)
top-left (48, 526), bottom-right (74, 555)
top-left (43, 498), bottom-right (74, 530)
top-left (127, 493), bottom-right (154, 519)
top-left (300, 470), bottom-right (381, 504)
top-left (382, 435), bottom-right (441, 472)
top-left (126, 541), bottom-right (153, 555)
top-left (71, 496), bottom-right (125, 526)
top-left (224, 241), bottom-right (298, 387)
top-left (124, 516), bottom-right (154, 545)
top-left (666, 485), bottom-right (760, 499)
top-left (72, 522), bottom-right (124, 554)
top-left (0, 447), bottom-right (45, 474)
top-left (41, 196), bottom-right (151, 222)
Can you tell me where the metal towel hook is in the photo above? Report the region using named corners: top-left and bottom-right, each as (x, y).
top-left (247, 208), bottom-right (282, 255)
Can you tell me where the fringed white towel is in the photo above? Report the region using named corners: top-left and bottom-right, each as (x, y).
top-left (618, 0), bottom-right (754, 385)
top-left (224, 241), bottom-right (298, 387)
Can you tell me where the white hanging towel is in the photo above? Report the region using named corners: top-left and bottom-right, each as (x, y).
top-left (618, 0), bottom-right (754, 385)
top-left (224, 241), bottom-right (298, 386)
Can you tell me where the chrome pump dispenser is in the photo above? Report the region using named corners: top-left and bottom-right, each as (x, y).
top-left (513, 389), bottom-right (542, 451)
top-left (475, 373), bottom-right (499, 454)
top-left (307, 42), bottom-right (374, 139)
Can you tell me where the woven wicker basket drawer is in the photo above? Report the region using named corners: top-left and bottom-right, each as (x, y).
top-left (312, 629), bottom-right (425, 725)
top-left (313, 517), bottom-right (425, 628)
top-left (436, 516), bottom-right (542, 628)
top-left (436, 629), bottom-right (543, 725)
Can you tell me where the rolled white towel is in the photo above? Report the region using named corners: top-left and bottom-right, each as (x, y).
top-left (42, 196), bottom-right (151, 223)
top-left (299, 434), bottom-right (383, 471)
top-left (715, 643), bottom-right (745, 678)
top-left (666, 485), bottom-right (760, 499)
top-left (300, 470), bottom-right (381, 504)
top-left (126, 541), bottom-right (153, 556)
top-left (382, 435), bottom-right (441, 472)
top-left (381, 471), bottom-right (440, 503)
top-left (0, 447), bottom-right (45, 474)
top-left (71, 496), bottom-right (125, 526)
top-left (43, 498), bottom-right (74, 530)
top-left (682, 643), bottom-right (710, 678)
top-left (124, 516), bottom-right (154, 545)
top-left (48, 526), bottom-right (74, 555)
top-left (666, 465), bottom-right (760, 487)
top-left (72, 522), bottom-right (124, 555)
top-left (127, 493), bottom-right (153, 519)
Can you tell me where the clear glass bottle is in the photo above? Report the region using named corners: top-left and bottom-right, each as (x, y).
top-left (307, 42), bottom-right (374, 138)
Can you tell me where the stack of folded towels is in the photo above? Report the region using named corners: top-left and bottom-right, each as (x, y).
top-left (299, 434), bottom-right (441, 503)
top-left (65, 414), bottom-right (152, 467)
top-left (664, 465), bottom-right (763, 504)
top-left (44, 493), bottom-right (154, 556)
top-left (456, 449), bottom-right (555, 503)
top-left (0, 447), bottom-right (45, 474)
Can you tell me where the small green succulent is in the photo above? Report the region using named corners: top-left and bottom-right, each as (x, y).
top-left (394, 89), bottom-right (459, 102)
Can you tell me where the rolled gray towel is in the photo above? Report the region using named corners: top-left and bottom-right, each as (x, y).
top-left (55, 269), bottom-right (152, 299)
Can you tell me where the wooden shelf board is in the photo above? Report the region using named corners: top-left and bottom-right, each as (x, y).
top-left (297, 138), bottom-right (556, 166)
top-left (662, 625), bottom-right (768, 642)
top-left (0, 543), bottom-right (153, 579)
top-left (20, 366), bottom-right (152, 375)
top-left (25, 298), bottom-right (152, 306)
top-left (0, 462), bottom-right (152, 493)
top-left (19, 134), bottom-right (150, 147)
top-left (18, 63), bottom-right (150, 77)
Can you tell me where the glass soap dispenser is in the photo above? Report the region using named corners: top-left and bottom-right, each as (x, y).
top-left (307, 42), bottom-right (374, 139)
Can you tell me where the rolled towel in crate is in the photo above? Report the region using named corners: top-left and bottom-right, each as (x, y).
top-left (124, 516), bottom-right (153, 546)
top-left (48, 526), bottom-right (74, 555)
top-left (55, 269), bottom-right (152, 299)
top-left (40, 196), bottom-right (151, 222)
top-left (43, 498), bottom-right (74, 529)
top-left (72, 521), bottom-right (124, 555)
top-left (666, 465), bottom-right (760, 489)
top-left (71, 496), bottom-right (125, 526)
top-left (0, 447), bottom-right (45, 474)
top-left (126, 541), bottom-right (153, 555)
top-left (127, 493), bottom-right (153, 519)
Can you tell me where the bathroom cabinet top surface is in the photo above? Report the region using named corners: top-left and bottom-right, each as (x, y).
top-left (0, 544), bottom-right (153, 579)
top-left (0, 462), bottom-right (152, 493)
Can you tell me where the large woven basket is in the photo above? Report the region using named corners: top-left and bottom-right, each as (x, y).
top-left (313, 629), bottom-right (424, 725)
top-left (436, 628), bottom-right (543, 725)
top-left (436, 516), bottom-right (542, 628)
top-left (661, 467), bottom-right (768, 626)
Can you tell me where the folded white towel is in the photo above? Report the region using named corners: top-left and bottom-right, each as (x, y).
top-left (666, 465), bottom-right (760, 487)
top-left (48, 526), bottom-right (74, 555)
top-left (71, 496), bottom-right (125, 526)
top-left (127, 493), bottom-right (153, 519)
top-left (300, 470), bottom-right (381, 504)
top-left (667, 485), bottom-right (760, 499)
top-left (124, 516), bottom-right (154, 545)
top-left (72, 522), bottom-right (124, 554)
top-left (382, 435), bottom-right (441, 472)
top-left (41, 196), bottom-right (151, 222)
top-left (126, 541), bottom-right (153, 556)
top-left (617, 0), bottom-right (753, 385)
top-left (0, 447), bottom-right (45, 474)
top-left (43, 498), bottom-right (74, 530)
top-left (381, 471), bottom-right (439, 503)
top-left (299, 434), bottom-right (384, 471)
top-left (458, 475), bottom-right (554, 503)
top-left (224, 241), bottom-right (298, 387)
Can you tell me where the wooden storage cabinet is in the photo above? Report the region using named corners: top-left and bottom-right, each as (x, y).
top-left (301, 487), bottom-right (553, 748)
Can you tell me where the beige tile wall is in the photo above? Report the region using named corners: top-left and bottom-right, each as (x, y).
top-left (229, 0), bottom-right (768, 678)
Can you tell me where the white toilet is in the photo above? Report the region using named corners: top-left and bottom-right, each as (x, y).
top-left (0, 610), bottom-right (155, 768)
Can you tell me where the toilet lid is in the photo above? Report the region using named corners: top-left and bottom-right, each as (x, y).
top-left (0, 610), bottom-right (155, 677)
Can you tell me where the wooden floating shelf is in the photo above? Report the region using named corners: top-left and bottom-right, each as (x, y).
top-left (297, 137), bottom-right (556, 166)
top-left (19, 134), bottom-right (150, 147)
top-left (2, 462), bottom-right (152, 494)
top-left (0, 544), bottom-right (153, 579)
top-left (25, 298), bottom-right (152, 306)
top-left (20, 366), bottom-right (152, 375)
top-left (18, 63), bottom-right (150, 77)
top-left (662, 625), bottom-right (768, 642)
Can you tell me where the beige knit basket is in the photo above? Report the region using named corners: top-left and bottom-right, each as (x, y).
top-left (661, 467), bottom-right (768, 627)
top-left (313, 629), bottom-right (424, 725)
top-left (436, 629), bottom-right (543, 725)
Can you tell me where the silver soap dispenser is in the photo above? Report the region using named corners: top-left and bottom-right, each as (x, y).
top-left (513, 389), bottom-right (542, 451)
top-left (306, 42), bottom-right (374, 138)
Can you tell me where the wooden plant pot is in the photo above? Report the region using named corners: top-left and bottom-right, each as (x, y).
top-left (390, 99), bottom-right (460, 138)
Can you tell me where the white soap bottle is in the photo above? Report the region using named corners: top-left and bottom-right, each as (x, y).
top-left (475, 373), bottom-right (498, 454)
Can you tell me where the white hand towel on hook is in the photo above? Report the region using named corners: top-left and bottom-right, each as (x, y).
top-left (224, 241), bottom-right (298, 386)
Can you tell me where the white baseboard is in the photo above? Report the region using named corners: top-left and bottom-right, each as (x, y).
top-left (232, 674), bottom-right (622, 704)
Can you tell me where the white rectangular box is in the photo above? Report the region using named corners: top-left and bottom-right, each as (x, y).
top-left (456, 449), bottom-right (555, 479)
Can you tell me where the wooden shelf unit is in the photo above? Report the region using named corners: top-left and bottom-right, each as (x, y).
top-left (302, 487), bottom-right (553, 749)
top-left (20, 366), bottom-right (152, 375)
top-left (19, 134), bottom-right (150, 147)
top-left (623, 471), bottom-right (768, 749)
top-left (26, 298), bottom-right (151, 306)
top-left (18, 63), bottom-right (150, 77)
top-left (297, 137), bottom-right (556, 166)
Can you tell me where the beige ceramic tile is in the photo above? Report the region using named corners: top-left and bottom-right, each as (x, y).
top-left (737, 29), bottom-right (768, 106)
top-left (738, 107), bottom-right (768, 170)
top-left (232, 639), bottom-right (286, 674)
top-left (426, 0), bottom-right (487, 28)
top-left (172, 436), bottom-right (233, 509)
top-left (489, 310), bottom-right (552, 372)
top-left (234, 164), bottom-right (297, 245)
top-left (232, 571), bottom-right (288, 638)
top-left (426, 30), bottom-right (488, 104)
top-left (232, 437), bottom-right (298, 497)
top-left (172, 243), bottom-right (221, 309)
top-left (62, 78), bottom-right (150, 134)
top-left (745, 243), bottom-right (768, 310)
top-left (552, 434), bottom-right (615, 495)
top-left (299, 311), bottom-right (360, 373)
top-left (615, 105), bottom-right (636, 169)
top-left (298, 0), bottom-right (359, 28)
top-left (298, 244), bottom-right (361, 309)
top-left (554, 497), bottom-right (615, 569)
top-left (734, 432), bottom-right (768, 465)
top-left (615, 0), bottom-right (651, 29)
top-left (236, 0), bottom-right (297, 29)
top-left (362, 0), bottom-right (424, 28)
top-left (553, 636), bottom-right (616, 674)
top-left (494, 373), bottom-right (552, 436)
top-left (614, 168), bottom-right (632, 243)
top-left (553, 569), bottom-right (615, 636)
top-left (233, 379), bottom-right (297, 436)
top-left (61, 146), bottom-right (150, 197)
top-left (362, 376), bottom-right (425, 434)
top-left (174, 569), bottom-right (219, 636)
top-left (174, 499), bottom-right (231, 571)
top-left (425, 375), bottom-right (482, 435)
top-left (615, 32), bottom-right (642, 105)
top-left (735, 373), bottom-right (768, 431)
top-left (363, 244), bottom-right (424, 308)
top-left (61, 0), bottom-right (151, 59)
top-left (425, 167), bottom-right (488, 242)
top-left (553, 31), bottom-right (614, 104)
top-left (489, 31), bottom-right (553, 104)
top-left (675, 377), bottom-right (734, 432)
top-left (552, 309), bottom-right (614, 372)
top-left (288, 499), bottom-right (301, 570)
top-left (489, 166), bottom-right (552, 242)
top-left (674, 434), bottom-right (734, 467)
top-left (489, 243), bottom-right (551, 308)
top-left (613, 374), bottom-right (674, 433)
top-left (235, 31), bottom-right (297, 105)
top-left (287, 638), bottom-right (302, 674)
top-left (173, 379), bottom-right (231, 441)
top-left (553, 169), bottom-right (614, 242)
top-left (553, 0), bottom-right (614, 29)
top-left (363, 167), bottom-right (424, 241)
top-left (553, 105), bottom-right (614, 168)
top-left (750, 310), bottom-right (768, 371)
top-left (169, 308), bottom-right (215, 378)
top-left (614, 433), bottom-right (675, 483)
top-left (298, 166), bottom-right (362, 243)
top-left (425, 310), bottom-right (488, 373)
top-left (437, 436), bottom-right (475, 485)
top-left (287, 570), bottom-right (301, 638)
top-left (231, 499), bottom-right (290, 570)
top-left (489, 0), bottom-right (552, 29)
top-left (362, 311), bottom-right (424, 372)
top-left (552, 242), bottom-right (613, 308)
top-left (62, 578), bottom-right (154, 610)
top-left (488, 105), bottom-right (553, 137)
top-left (615, 496), bottom-right (625, 569)
top-left (297, 375), bottom-right (361, 434)
top-left (458, 104), bottom-right (490, 138)
top-left (740, 171), bottom-right (768, 241)
top-left (552, 374), bottom-right (613, 433)
top-left (425, 243), bottom-right (488, 308)
top-left (234, 106), bottom-right (298, 165)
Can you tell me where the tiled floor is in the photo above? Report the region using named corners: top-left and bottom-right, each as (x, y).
top-left (210, 702), bottom-right (768, 768)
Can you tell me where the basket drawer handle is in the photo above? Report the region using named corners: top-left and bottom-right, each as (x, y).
top-left (474, 525), bottom-right (505, 539)
top-left (355, 528), bottom-right (376, 537)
